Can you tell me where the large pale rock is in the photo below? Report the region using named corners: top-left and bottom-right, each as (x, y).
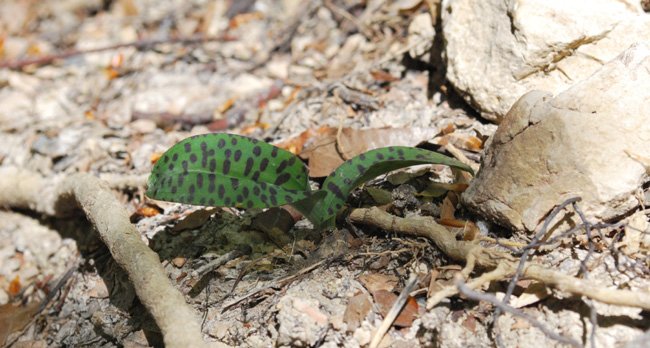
top-left (462, 42), bottom-right (650, 232)
top-left (442, 0), bottom-right (650, 122)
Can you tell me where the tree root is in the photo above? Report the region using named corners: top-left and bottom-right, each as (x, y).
top-left (0, 167), bottom-right (208, 348)
top-left (348, 207), bottom-right (650, 311)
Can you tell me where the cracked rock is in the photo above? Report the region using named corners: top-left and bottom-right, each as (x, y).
top-left (442, 0), bottom-right (650, 122)
top-left (462, 42), bottom-right (650, 232)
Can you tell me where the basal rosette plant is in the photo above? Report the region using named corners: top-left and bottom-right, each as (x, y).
top-left (146, 133), bottom-right (473, 229)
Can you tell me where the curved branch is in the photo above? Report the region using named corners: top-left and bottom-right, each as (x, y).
top-left (0, 167), bottom-right (208, 348)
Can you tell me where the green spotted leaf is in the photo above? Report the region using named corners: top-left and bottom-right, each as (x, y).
top-left (298, 146), bottom-right (474, 229)
top-left (146, 133), bottom-right (312, 209)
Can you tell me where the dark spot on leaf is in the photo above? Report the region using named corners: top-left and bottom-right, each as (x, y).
top-left (190, 153), bottom-right (197, 163)
top-left (270, 195), bottom-right (277, 206)
top-left (208, 149), bottom-right (215, 156)
top-left (197, 173), bottom-right (203, 188)
top-left (288, 157), bottom-right (296, 166)
top-left (178, 174), bottom-right (184, 187)
top-left (269, 187), bottom-right (277, 195)
top-left (244, 158), bottom-right (254, 176)
top-left (274, 173), bottom-right (290, 186)
top-left (251, 139), bottom-right (259, 144)
top-left (357, 164), bottom-right (365, 174)
top-left (252, 171), bottom-right (260, 182)
top-left (260, 158), bottom-right (269, 172)
top-left (388, 147), bottom-right (395, 152)
top-left (201, 142), bottom-right (208, 151)
top-left (253, 146), bottom-right (261, 157)
top-left (285, 195), bottom-right (294, 203)
top-left (223, 159), bottom-right (231, 175)
top-left (343, 178), bottom-right (352, 184)
top-left (253, 186), bottom-right (260, 195)
top-left (234, 149), bottom-right (242, 162)
top-left (167, 177), bottom-right (173, 187)
top-left (189, 184), bottom-right (196, 194)
top-left (416, 154), bottom-right (426, 160)
top-left (397, 149), bottom-right (404, 157)
top-left (335, 203), bottom-right (342, 209)
top-left (271, 147), bottom-right (278, 157)
top-left (209, 198), bottom-right (215, 206)
top-left (261, 194), bottom-right (268, 203)
top-left (200, 198), bottom-right (206, 205)
top-left (224, 149), bottom-right (231, 158)
top-left (182, 161), bottom-right (189, 175)
top-left (376, 152), bottom-right (384, 160)
top-left (209, 159), bottom-right (216, 172)
top-left (179, 196), bottom-right (185, 203)
top-left (359, 153), bottom-right (366, 161)
top-left (387, 156), bottom-right (395, 161)
top-left (276, 160), bottom-right (287, 174)
top-left (172, 153), bottom-right (178, 161)
top-left (188, 195), bottom-right (194, 203)
top-left (231, 137), bottom-right (238, 146)
top-left (225, 197), bottom-right (231, 205)
top-left (327, 208), bottom-right (334, 215)
top-left (327, 182), bottom-right (346, 200)
top-left (217, 139), bottom-right (226, 148)
top-left (163, 156), bottom-right (169, 163)
top-left (260, 182), bottom-right (267, 190)
top-left (169, 163), bottom-right (174, 171)
top-left (247, 200), bottom-right (254, 208)
top-left (184, 142), bottom-right (191, 152)
top-left (171, 186), bottom-right (177, 194)
top-left (218, 185), bottom-right (225, 199)
top-left (243, 187), bottom-right (249, 198)
top-left (237, 195), bottom-right (243, 203)
top-left (208, 174), bottom-right (216, 193)
top-left (230, 178), bottom-right (239, 190)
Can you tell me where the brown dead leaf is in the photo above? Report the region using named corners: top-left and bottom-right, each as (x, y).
top-left (440, 192), bottom-right (458, 220)
top-left (359, 273), bottom-right (399, 295)
top-left (150, 152), bottom-right (163, 164)
top-left (435, 218), bottom-right (466, 228)
top-left (343, 292), bottom-right (372, 331)
top-left (136, 205), bottom-right (161, 218)
top-left (275, 126), bottom-right (330, 155)
top-left (372, 290), bottom-right (418, 327)
top-left (370, 70), bottom-right (399, 83)
top-left (0, 301), bottom-right (40, 346)
top-left (250, 207), bottom-right (296, 236)
top-left (461, 220), bottom-right (481, 241)
top-left (438, 134), bottom-right (483, 152)
top-left (9, 275), bottom-right (20, 296)
top-left (171, 208), bottom-right (219, 232)
top-left (462, 313), bottom-right (478, 333)
top-left (303, 127), bottom-right (440, 177)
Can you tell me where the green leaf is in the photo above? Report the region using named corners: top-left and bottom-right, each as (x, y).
top-left (298, 146), bottom-right (474, 229)
top-left (146, 133), bottom-right (313, 209)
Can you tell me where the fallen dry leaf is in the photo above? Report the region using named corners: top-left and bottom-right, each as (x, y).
top-left (302, 127), bottom-right (440, 177)
top-left (171, 208), bottom-right (219, 232)
top-left (343, 292), bottom-right (372, 331)
top-left (359, 273), bottom-right (399, 295)
top-left (0, 301), bottom-right (40, 346)
top-left (372, 290), bottom-right (418, 327)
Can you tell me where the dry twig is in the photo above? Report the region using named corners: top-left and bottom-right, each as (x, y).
top-left (0, 166), bottom-right (210, 348)
top-left (348, 207), bottom-right (650, 311)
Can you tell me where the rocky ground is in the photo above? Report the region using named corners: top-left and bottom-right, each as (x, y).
top-left (1, 1), bottom-right (649, 347)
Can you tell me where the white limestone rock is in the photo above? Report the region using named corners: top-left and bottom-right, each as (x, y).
top-left (442, 0), bottom-right (650, 122)
top-left (462, 42), bottom-right (650, 232)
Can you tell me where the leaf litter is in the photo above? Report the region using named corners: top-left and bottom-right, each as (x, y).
top-left (0, 0), bottom-right (648, 347)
